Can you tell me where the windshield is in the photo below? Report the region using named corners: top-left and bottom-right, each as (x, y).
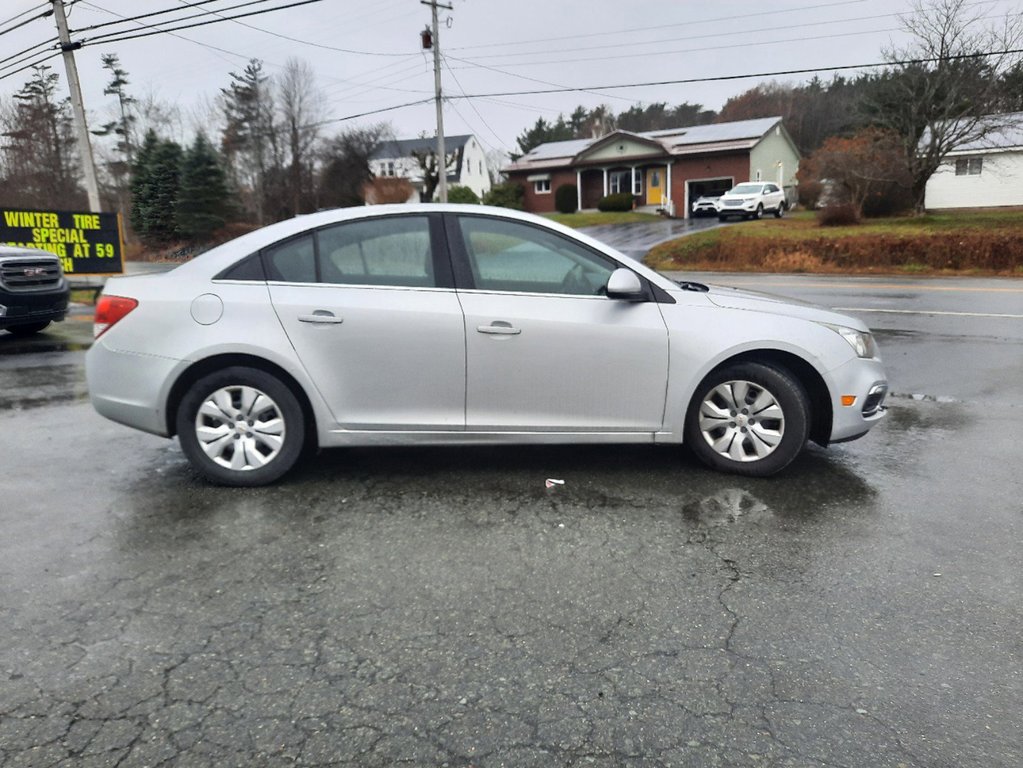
top-left (729, 183), bottom-right (764, 195)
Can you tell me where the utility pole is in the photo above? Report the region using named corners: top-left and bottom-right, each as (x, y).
top-left (420, 0), bottom-right (452, 203)
top-left (51, 0), bottom-right (102, 212)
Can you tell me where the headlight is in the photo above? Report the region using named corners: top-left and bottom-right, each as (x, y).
top-left (824, 324), bottom-right (877, 359)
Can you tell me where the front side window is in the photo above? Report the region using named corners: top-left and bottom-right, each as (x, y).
top-left (317, 216), bottom-right (434, 288)
top-left (458, 216), bottom-right (616, 296)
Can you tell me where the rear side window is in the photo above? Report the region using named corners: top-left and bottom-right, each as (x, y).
top-left (316, 216), bottom-right (434, 288)
top-left (219, 253), bottom-right (265, 281)
top-left (264, 235), bottom-right (315, 283)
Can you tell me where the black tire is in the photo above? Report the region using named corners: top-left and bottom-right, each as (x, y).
top-left (176, 366), bottom-right (306, 486)
top-left (717, 215), bottom-right (728, 222)
top-left (684, 362), bottom-right (810, 477)
top-left (753, 204), bottom-right (763, 220)
top-left (774, 202), bottom-right (786, 219)
top-left (8, 321), bottom-right (51, 336)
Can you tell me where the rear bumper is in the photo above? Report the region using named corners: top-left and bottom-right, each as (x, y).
top-left (86, 339), bottom-right (185, 437)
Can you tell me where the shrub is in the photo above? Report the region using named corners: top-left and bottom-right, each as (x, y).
top-left (554, 183), bottom-right (577, 214)
top-left (482, 182), bottom-right (524, 210)
top-left (817, 204), bottom-right (860, 226)
top-left (447, 185), bottom-right (480, 204)
top-left (597, 192), bottom-right (635, 212)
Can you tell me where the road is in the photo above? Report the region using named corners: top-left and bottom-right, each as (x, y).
top-left (1, 275), bottom-right (1021, 767)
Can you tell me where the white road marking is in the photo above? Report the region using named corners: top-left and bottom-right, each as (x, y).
top-left (833, 307), bottom-right (1023, 319)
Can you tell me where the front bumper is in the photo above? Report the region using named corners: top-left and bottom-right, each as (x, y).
top-left (827, 356), bottom-right (889, 443)
top-left (0, 288), bottom-right (69, 328)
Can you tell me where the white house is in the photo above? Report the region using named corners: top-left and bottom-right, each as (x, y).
top-left (925, 112), bottom-right (1023, 209)
top-left (370, 134), bottom-right (492, 201)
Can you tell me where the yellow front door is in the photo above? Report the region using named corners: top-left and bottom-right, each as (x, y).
top-left (646, 166), bottom-right (666, 206)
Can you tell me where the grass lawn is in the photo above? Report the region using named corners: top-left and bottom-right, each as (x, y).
top-left (646, 209), bottom-right (1023, 275)
top-left (544, 211), bottom-right (662, 228)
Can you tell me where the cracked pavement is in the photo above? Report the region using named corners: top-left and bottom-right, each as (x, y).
top-left (2, 278), bottom-right (1021, 767)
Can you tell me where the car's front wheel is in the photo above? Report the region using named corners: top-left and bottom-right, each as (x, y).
top-left (685, 362), bottom-right (809, 476)
top-left (751, 204), bottom-right (764, 220)
top-left (775, 202), bottom-right (786, 218)
top-left (176, 366), bottom-right (305, 486)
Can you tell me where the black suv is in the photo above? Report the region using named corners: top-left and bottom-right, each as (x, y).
top-left (0, 246), bottom-right (70, 336)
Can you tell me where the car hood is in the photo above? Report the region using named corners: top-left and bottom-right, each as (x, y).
top-left (701, 283), bottom-right (870, 331)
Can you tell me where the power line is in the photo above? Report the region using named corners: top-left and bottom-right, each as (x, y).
top-left (0, 37), bottom-right (58, 70)
top-left (445, 47), bottom-right (1023, 100)
top-left (447, 0), bottom-right (873, 52)
top-left (441, 55), bottom-right (508, 153)
top-left (0, 51), bottom-right (62, 83)
top-left (0, 4), bottom-right (52, 38)
top-left (71, 0), bottom-right (272, 33)
top-left (0, 3), bottom-right (49, 31)
top-left (78, 0), bottom-right (326, 46)
top-left (444, 54), bottom-right (633, 105)
top-left (169, 0), bottom-right (417, 57)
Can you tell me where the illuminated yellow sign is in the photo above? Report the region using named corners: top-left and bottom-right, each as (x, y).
top-left (1, 208), bottom-right (124, 275)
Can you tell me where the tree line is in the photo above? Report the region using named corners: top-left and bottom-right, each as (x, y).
top-left (0, 0), bottom-right (1020, 235)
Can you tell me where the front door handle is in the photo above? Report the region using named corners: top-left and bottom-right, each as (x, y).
top-left (299, 310), bottom-right (344, 324)
top-left (477, 321), bottom-right (521, 336)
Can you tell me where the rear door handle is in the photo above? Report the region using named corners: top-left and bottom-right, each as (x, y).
top-left (477, 321), bottom-right (520, 336)
top-left (298, 310), bottom-right (344, 324)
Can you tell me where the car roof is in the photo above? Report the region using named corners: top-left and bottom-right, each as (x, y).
top-left (166, 204), bottom-right (678, 292)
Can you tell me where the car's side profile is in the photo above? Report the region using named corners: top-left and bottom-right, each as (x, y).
top-left (86, 204), bottom-right (887, 486)
top-left (716, 182), bottom-right (787, 221)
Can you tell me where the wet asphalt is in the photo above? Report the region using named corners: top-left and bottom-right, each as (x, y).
top-left (1, 274), bottom-right (1021, 767)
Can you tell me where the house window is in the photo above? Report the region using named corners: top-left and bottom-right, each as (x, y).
top-left (955, 157), bottom-right (982, 176)
top-left (633, 169), bottom-right (643, 195)
top-left (534, 178), bottom-right (551, 194)
top-left (609, 170), bottom-right (630, 194)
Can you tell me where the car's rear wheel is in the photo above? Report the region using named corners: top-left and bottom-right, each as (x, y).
top-left (685, 362), bottom-right (809, 477)
top-left (176, 366), bottom-right (305, 486)
top-left (8, 321), bottom-right (51, 336)
top-left (775, 202), bottom-right (786, 218)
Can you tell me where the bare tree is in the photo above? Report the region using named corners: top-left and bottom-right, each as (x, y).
top-left (319, 123), bottom-right (390, 208)
top-left (277, 58), bottom-right (325, 217)
top-left (863, 0), bottom-right (1023, 210)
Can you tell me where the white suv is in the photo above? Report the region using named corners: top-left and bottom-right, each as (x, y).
top-left (716, 182), bottom-right (786, 221)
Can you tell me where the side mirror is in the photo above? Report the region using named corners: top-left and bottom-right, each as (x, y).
top-left (606, 268), bottom-right (645, 301)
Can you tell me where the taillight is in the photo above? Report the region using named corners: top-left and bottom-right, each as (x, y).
top-left (94, 295), bottom-right (138, 338)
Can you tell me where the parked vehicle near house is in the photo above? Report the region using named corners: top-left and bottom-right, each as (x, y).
top-left (691, 195), bottom-right (721, 217)
top-left (717, 182), bottom-right (787, 220)
top-left (0, 246), bottom-right (69, 336)
top-left (86, 205), bottom-right (887, 486)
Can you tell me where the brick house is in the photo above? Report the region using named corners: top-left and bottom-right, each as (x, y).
top-left (503, 116), bottom-right (800, 217)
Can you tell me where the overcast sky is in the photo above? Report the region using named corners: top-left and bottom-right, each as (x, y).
top-left (1, 0), bottom-right (1019, 158)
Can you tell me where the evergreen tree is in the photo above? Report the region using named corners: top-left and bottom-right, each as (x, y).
top-left (130, 131), bottom-right (183, 243)
top-left (176, 134), bottom-right (230, 240)
top-left (0, 64), bottom-right (83, 208)
top-left (129, 130), bottom-right (160, 236)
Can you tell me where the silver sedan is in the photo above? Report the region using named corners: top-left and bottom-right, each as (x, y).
top-left (86, 205), bottom-right (887, 485)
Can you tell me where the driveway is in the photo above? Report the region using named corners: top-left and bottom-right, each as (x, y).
top-left (579, 217), bottom-right (719, 260)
